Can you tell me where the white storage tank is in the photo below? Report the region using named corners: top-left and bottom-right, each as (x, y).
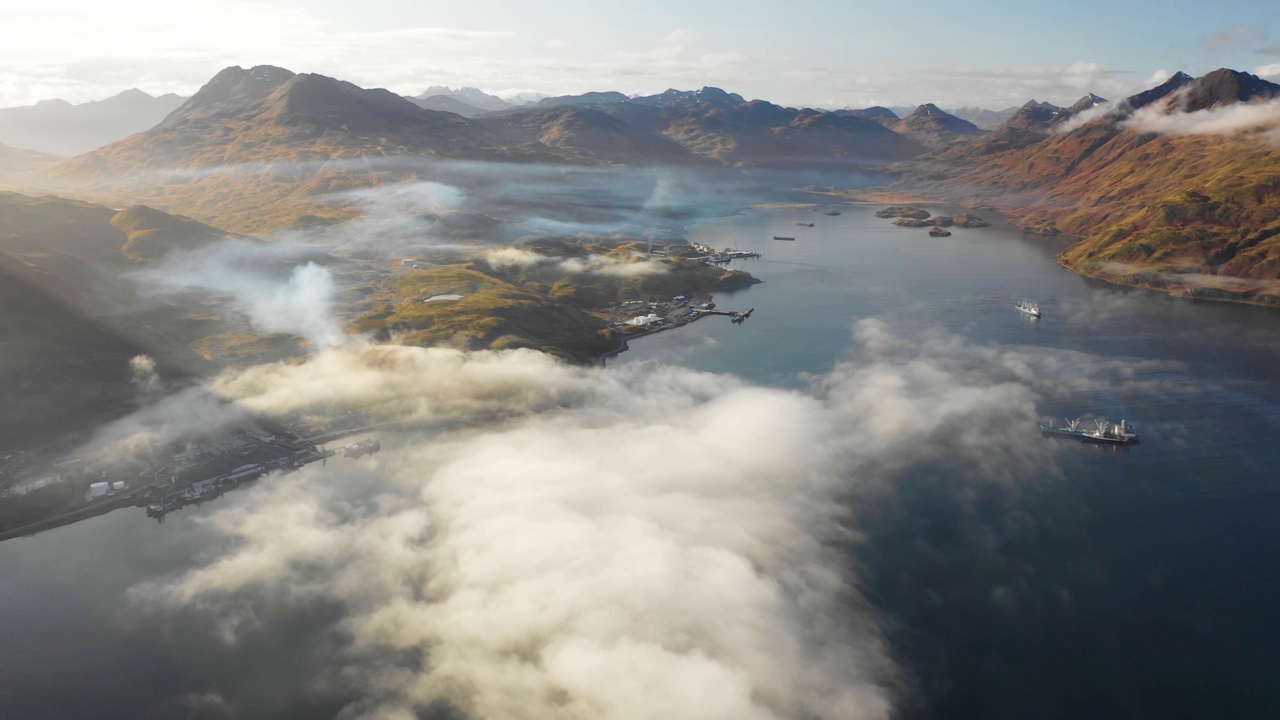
top-left (112, 481), bottom-right (125, 491)
top-left (89, 482), bottom-right (109, 498)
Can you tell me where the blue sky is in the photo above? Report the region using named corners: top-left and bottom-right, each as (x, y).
top-left (2, 0), bottom-right (1278, 109)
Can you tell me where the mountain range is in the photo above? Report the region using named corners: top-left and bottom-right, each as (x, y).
top-left (31, 65), bottom-right (942, 231)
top-left (882, 68), bottom-right (1280, 303)
top-left (0, 89), bottom-right (186, 156)
top-left (54, 66), bottom-right (936, 176)
top-left (22, 62), bottom-right (1278, 306)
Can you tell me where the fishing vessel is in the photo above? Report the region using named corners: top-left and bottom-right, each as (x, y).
top-left (1082, 419), bottom-right (1140, 445)
top-left (1015, 300), bottom-right (1041, 318)
top-left (772, 235), bottom-right (796, 241)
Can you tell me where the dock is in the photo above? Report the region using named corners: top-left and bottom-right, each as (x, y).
top-left (696, 307), bottom-right (755, 323)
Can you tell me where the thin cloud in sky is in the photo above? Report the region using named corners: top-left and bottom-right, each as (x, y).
top-left (0, 2), bottom-right (516, 106)
top-left (1201, 24), bottom-right (1267, 50)
top-left (1, 0), bottom-right (1276, 110)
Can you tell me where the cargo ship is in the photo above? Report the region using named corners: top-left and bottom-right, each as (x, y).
top-left (1040, 418), bottom-right (1140, 445)
top-left (1039, 418), bottom-right (1085, 438)
top-left (1016, 300), bottom-right (1041, 318)
top-left (1082, 420), bottom-right (1139, 445)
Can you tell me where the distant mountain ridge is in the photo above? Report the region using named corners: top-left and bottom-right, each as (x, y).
top-left (947, 106), bottom-right (1019, 129)
top-left (477, 106), bottom-right (698, 165)
top-left (54, 67), bottom-right (938, 180)
top-left (0, 141), bottom-right (60, 175)
top-left (894, 104), bottom-right (985, 148)
top-left (417, 86), bottom-right (512, 111)
top-left (997, 100), bottom-right (1068, 132)
top-left (631, 87), bottom-right (746, 109)
top-left (0, 89), bottom-right (186, 156)
top-left (408, 95), bottom-right (488, 117)
top-left (536, 91), bottom-right (629, 108)
top-left (36, 65), bottom-right (1134, 231)
top-left (834, 107), bottom-right (900, 128)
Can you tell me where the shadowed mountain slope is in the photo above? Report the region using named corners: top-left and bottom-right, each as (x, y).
top-left (1172, 69), bottom-right (1280, 112)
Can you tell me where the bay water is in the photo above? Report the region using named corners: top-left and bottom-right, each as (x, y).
top-left (4, 203), bottom-right (1280, 718)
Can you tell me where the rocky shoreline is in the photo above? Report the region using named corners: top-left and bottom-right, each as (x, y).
top-left (857, 193), bottom-right (1280, 309)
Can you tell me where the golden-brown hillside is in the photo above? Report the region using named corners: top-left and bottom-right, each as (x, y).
top-left (878, 71), bottom-right (1280, 305)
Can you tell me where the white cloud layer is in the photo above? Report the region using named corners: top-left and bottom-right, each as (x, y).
top-left (108, 315), bottom-right (1193, 717)
top-left (1124, 97), bottom-right (1280, 138)
top-left (482, 247), bottom-right (666, 278)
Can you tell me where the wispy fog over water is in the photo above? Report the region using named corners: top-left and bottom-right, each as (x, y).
top-left (624, 206), bottom-right (1280, 718)
top-left (3, 205), bottom-right (1280, 719)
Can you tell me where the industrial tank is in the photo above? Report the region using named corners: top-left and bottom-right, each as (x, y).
top-left (89, 482), bottom-right (109, 498)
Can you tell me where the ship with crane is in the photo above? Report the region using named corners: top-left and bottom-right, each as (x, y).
top-left (1040, 418), bottom-right (1140, 445)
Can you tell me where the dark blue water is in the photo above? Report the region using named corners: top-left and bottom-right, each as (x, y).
top-left (619, 205), bottom-right (1280, 718)
top-left (3, 203), bottom-right (1279, 718)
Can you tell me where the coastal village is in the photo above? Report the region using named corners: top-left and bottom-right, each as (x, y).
top-left (0, 413), bottom-right (385, 540)
top-left (0, 238), bottom-right (767, 539)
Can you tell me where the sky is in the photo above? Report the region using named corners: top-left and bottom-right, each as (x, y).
top-left (2, 0), bottom-right (1279, 110)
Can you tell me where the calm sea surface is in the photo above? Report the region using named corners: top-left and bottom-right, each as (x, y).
top-left (622, 205), bottom-right (1280, 719)
top-left (4, 204), bottom-right (1280, 718)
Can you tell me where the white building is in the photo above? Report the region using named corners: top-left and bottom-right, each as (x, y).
top-left (627, 314), bottom-right (663, 327)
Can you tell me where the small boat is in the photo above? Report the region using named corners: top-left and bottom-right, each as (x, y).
top-left (1015, 300), bottom-right (1041, 318)
top-left (1082, 419), bottom-right (1140, 445)
top-left (772, 236), bottom-right (796, 241)
top-left (796, 222), bottom-right (814, 227)
top-left (824, 210), bottom-right (842, 216)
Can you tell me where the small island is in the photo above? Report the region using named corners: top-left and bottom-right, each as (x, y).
top-left (882, 206), bottom-right (991, 231)
top-left (876, 205), bottom-right (931, 219)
